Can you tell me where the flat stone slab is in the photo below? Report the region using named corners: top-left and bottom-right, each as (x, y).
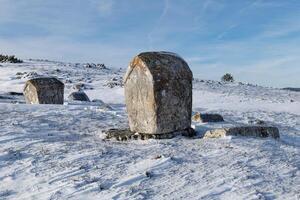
top-left (203, 126), bottom-right (280, 139)
top-left (192, 112), bottom-right (224, 123)
top-left (104, 128), bottom-right (196, 141)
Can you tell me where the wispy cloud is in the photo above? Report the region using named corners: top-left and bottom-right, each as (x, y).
top-left (234, 56), bottom-right (300, 87)
top-left (260, 21), bottom-right (300, 38)
top-left (147, 0), bottom-right (170, 49)
top-left (216, 24), bottom-right (238, 40)
top-left (1, 0), bottom-right (300, 87)
top-left (251, 0), bottom-right (287, 8)
top-left (216, 1), bottom-right (261, 40)
top-left (91, 0), bottom-right (114, 16)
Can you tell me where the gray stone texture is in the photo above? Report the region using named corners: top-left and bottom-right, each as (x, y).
top-left (204, 126), bottom-right (280, 139)
top-left (23, 77), bottom-right (64, 104)
top-left (124, 51), bottom-right (193, 134)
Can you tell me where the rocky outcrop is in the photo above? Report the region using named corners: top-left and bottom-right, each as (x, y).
top-left (247, 119), bottom-right (265, 125)
top-left (192, 113), bottom-right (224, 123)
top-left (203, 126), bottom-right (280, 139)
top-left (68, 91), bottom-right (90, 102)
top-left (282, 87), bottom-right (300, 92)
top-left (124, 51), bottom-right (193, 134)
top-left (23, 77), bottom-right (64, 104)
top-left (104, 77), bottom-right (124, 88)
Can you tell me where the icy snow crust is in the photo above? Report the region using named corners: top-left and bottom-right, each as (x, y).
top-left (0, 60), bottom-right (299, 199)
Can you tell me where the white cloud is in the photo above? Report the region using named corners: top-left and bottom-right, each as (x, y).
top-left (92, 0), bottom-right (114, 16)
top-left (260, 22), bottom-right (300, 38)
top-left (216, 24), bottom-right (238, 40)
top-left (186, 56), bottom-right (216, 63)
top-left (233, 56), bottom-right (300, 87)
top-left (252, 0), bottom-right (286, 8)
top-left (201, 0), bottom-right (224, 13)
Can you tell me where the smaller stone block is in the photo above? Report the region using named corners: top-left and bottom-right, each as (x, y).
top-left (68, 91), bottom-right (90, 102)
top-left (192, 112), bottom-right (224, 123)
top-left (23, 77), bottom-right (64, 104)
top-left (203, 126), bottom-right (280, 139)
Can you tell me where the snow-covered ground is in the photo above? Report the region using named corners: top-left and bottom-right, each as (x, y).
top-left (0, 60), bottom-right (299, 200)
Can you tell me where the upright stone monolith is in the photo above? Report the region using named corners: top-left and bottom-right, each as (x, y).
top-left (124, 51), bottom-right (193, 135)
top-left (23, 77), bottom-right (64, 104)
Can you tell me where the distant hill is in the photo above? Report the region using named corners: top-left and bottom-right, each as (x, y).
top-left (283, 87), bottom-right (300, 92)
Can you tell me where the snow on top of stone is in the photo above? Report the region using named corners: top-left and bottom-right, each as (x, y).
top-left (156, 51), bottom-right (184, 60)
top-left (138, 51), bottom-right (184, 61)
top-left (27, 77), bottom-right (64, 86)
top-left (124, 51), bottom-right (189, 84)
top-left (130, 51), bottom-right (192, 79)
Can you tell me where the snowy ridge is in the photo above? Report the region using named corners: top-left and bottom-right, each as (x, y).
top-left (0, 60), bottom-right (299, 199)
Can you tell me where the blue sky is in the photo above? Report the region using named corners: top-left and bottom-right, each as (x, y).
top-left (1, 0), bottom-right (300, 87)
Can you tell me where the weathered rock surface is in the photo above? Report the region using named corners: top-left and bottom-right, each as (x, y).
top-left (124, 51), bottom-right (193, 134)
top-left (68, 91), bottom-right (90, 102)
top-left (104, 127), bottom-right (196, 141)
top-left (23, 77), bottom-right (64, 104)
top-left (203, 126), bottom-right (280, 139)
top-left (192, 112), bottom-right (224, 123)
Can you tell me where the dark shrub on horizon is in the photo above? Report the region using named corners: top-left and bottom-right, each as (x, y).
top-left (221, 73), bottom-right (234, 82)
top-left (0, 54), bottom-right (23, 63)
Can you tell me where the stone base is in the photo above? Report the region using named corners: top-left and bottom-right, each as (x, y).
top-left (203, 126), bottom-right (280, 139)
top-left (104, 127), bottom-right (196, 141)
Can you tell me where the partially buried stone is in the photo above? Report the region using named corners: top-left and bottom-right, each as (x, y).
top-left (68, 91), bottom-right (90, 102)
top-left (203, 126), bottom-right (280, 139)
top-left (124, 51), bottom-right (193, 135)
top-left (8, 92), bottom-right (23, 96)
top-left (23, 77), bottom-right (64, 104)
top-left (192, 112), bottom-right (224, 123)
top-left (248, 119), bottom-right (265, 125)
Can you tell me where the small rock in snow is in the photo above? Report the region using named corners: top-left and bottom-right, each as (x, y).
top-left (68, 91), bottom-right (90, 102)
top-left (192, 112), bottom-right (224, 123)
top-left (204, 126), bottom-right (280, 139)
top-left (8, 92), bottom-right (23, 96)
top-left (73, 83), bottom-right (93, 91)
top-left (248, 119), bottom-right (265, 125)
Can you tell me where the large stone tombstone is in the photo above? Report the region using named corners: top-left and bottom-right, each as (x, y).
top-left (23, 77), bottom-right (64, 104)
top-left (124, 51), bottom-right (193, 134)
